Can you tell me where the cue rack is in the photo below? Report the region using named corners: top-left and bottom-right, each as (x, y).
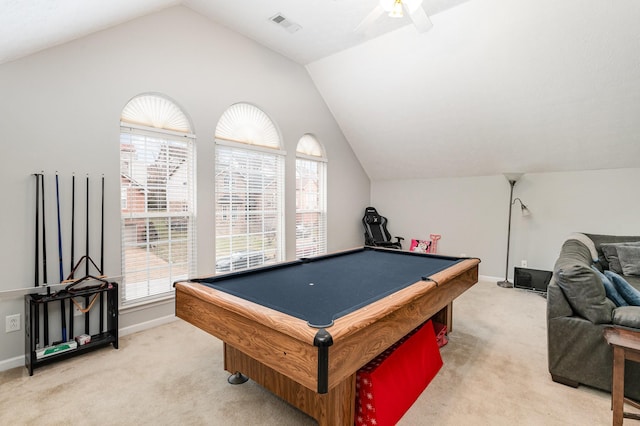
top-left (25, 172), bottom-right (118, 376)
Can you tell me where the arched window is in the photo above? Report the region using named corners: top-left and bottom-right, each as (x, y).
top-left (296, 134), bottom-right (327, 258)
top-left (214, 103), bottom-right (285, 273)
top-left (120, 93), bottom-right (196, 302)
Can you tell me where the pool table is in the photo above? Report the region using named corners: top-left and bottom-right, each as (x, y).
top-left (174, 247), bottom-right (480, 425)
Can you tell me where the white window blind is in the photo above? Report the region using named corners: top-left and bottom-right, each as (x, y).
top-left (119, 94), bottom-right (196, 303)
top-left (215, 143), bottom-right (284, 273)
top-left (296, 158), bottom-right (327, 258)
top-left (215, 103), bottom-right (281, 149)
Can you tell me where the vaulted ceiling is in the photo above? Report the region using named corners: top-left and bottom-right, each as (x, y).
top-left (2, 0), bottom-right (639, 180)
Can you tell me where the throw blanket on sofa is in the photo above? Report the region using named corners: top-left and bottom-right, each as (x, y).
top-left (590, 266), bottom-right (640, 306)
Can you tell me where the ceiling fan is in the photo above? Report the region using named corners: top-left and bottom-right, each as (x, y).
top-left (355, 0), bottom-right (433, 34)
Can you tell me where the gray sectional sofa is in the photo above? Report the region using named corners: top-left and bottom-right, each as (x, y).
top-left (547, 233), bottom-right (640, 399)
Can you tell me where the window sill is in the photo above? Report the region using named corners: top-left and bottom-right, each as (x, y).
top-left (120, 292), bottom-right (175, 314)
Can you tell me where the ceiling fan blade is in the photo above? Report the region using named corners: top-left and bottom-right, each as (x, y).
top-left (354, 5), bottom-right (385, 34)
top-left (407, 4), bottom-right (433, 33)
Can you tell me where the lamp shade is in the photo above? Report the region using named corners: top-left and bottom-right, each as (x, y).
top-left (503, 172), bottom-right (524, 183)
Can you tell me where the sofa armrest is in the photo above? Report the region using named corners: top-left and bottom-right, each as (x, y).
top-left (613, 306), bottom-right (640, 329)
top-left (547, 280), bottom-right (574, 320)
top-left (553, 239), bottom-right (615, 324)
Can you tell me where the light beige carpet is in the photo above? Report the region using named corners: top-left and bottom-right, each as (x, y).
top-left (0, 279), bottom-right (619, 425)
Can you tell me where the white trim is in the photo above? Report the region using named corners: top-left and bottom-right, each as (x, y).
top-left (479, 274), bottom-right (502, 282)
top-left (215, 138), bottom-right (286, 156)
top-left (119, 292), bottom-right (174, 311)
top-left (296, 153), bottom-right (328, 162)
top-left (120, 122), bottom-right (196, 139)
top-left (0, 355), bottom-right (24, 372)
top-left (119, 314), bottom-right (177, 337)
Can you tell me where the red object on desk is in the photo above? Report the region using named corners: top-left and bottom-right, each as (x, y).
top-left (355, 320), bottom-right (443, 426)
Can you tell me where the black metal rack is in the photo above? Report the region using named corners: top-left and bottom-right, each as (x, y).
top-left (24, 282), bottom-right (118, 375)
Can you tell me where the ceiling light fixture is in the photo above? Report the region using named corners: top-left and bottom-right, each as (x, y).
top-left (355, 0), bottom-right (432, 34)
top-left (389, 0), bottom-right (404, 18)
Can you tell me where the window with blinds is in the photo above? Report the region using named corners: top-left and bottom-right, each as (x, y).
top-left (214, 103), bottom-right (284, 273)
top-left (120, 94), bottom-right (196, 303)
top-left (296, 134), bottom-right (327, 258)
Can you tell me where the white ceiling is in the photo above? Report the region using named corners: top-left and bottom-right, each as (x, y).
top-left (2, 0), bottom-right (639, 180)
top-left (0, 0), bottom-right (467, 66)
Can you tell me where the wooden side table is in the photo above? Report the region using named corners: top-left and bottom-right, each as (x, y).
top-left (604, 327), bottom-right (640, 425)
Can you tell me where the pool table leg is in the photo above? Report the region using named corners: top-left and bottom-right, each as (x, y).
top-left (432, 302), bottom-right (453, 333)
top-left (223, 343), bottom-right (356, 425)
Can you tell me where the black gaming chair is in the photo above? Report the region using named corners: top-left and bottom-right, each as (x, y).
top-left (362, 207), bottom-right (404, 249)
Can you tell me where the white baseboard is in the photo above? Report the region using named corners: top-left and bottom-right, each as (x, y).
top-left (0, 315), bottom-right (178, 373)
top-left (0, 355), bottom-right (24, 372)
top-left (119, 314), bottom-right (177, 337)
top-left (479, 274), bottom-right (503, 283)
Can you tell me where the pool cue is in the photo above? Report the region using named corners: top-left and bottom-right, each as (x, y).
top-left (41, 172), bottom-right (49, 346)
top-left (55, 172), bottom-right (64, 282)
top-left (99, 175), bottom-right (105, 332)
top-left (55, 173), bottom-right (66, 342)
top-left (34, 173), bottom-right (41, 347)
top-left (85, 174), bottom-right (90, 334)
top-left (41, 173), bottom-right (48, 284)
top-left (69, 174), bottom-right (75, 279)
top-left (85, 174), bottom-right (89, 278)
top-left (34, 173), bottom-right (40, 287)
top-left (100, 174), bottom-right (104, 275)
top-left (69, 174), bottom-right (75, 339)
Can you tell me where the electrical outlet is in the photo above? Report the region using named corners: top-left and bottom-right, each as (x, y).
top-left (521, 260), bottom-right (528, 268)
top-left (6, 314), bottom-right (20, 333)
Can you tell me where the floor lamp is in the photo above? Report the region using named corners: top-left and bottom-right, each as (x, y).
top-left (497, 173), bottom-right (528, 288)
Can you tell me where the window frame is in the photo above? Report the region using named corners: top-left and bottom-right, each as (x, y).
top-left (295, 135), bottom-right (328, 259)
top-left (214, 140), bottom-right (285, 273)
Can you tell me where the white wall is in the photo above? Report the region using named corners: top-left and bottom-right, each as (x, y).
top-left (371, 168), bottom-right (640, 279)
top-left (0, 6), bottom-right (370, 367)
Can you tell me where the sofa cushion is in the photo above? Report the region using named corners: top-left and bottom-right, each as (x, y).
top-left (586, 233), bottom-right (640, 271)
top-left (625, 275), bottom-right (640, 289)
top-left (554, 261), bottom-right (614, 324)
top-left (601, 244), bottom-right (625, 274)
top-left (605, 271), bottom-right (640, 305)
top-left (592, 266), bottom-right (628, 307)
top-left (612, 306), bottom-right (640, 329)
top-left (617, 245), bottom-right (640, 276)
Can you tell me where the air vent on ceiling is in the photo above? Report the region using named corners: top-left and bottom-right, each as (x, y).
top-left (269, 13), bottom-right (302, 34)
